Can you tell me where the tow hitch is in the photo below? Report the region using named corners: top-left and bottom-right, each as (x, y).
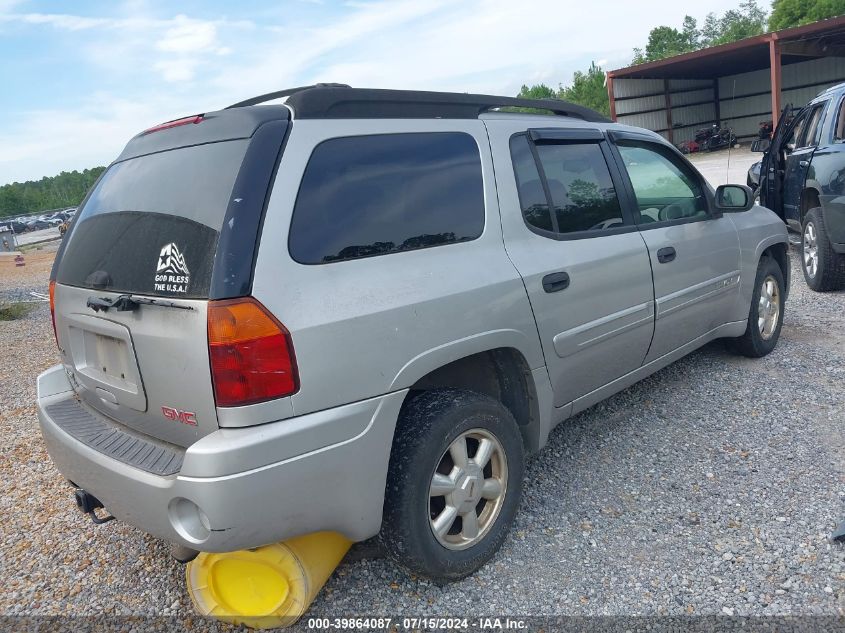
top-left (74, 488), bottom-right (115, 525)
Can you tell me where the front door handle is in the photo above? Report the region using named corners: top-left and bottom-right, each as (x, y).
top-left (799, 160), bottom-right (810, 168)
top-left (542, 271), bottom-right (570, 293)
top-left (657, 247), bottom-right (676, 263)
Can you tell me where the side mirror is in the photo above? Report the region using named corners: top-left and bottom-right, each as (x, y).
top-left (715, 184), bottom-right (755, 212)
top-left (750, 138), bottom-right (770, 153)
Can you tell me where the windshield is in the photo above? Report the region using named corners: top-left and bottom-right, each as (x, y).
top-left (56, 140), bottom-right (249, 298)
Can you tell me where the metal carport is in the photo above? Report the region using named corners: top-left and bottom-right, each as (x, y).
top-left (606, 16), bottom-right (845, 146)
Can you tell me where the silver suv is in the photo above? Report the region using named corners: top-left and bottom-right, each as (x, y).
top-left (37, 86), bottom-right (789, 581)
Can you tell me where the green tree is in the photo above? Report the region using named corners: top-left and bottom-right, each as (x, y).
top-left (633, 24), bottom-right (698, 64)
top-left (516, 83), bottom-right (557, 100)
top-left (682, 16), bottom-right (700, 49)
top-left (0, 167), bottom-right (106, 217)
top-left (516, 63), bottom-right (610, 118)
top-left (701, 1), bottom-right (768, 47)
top-left (769, 0), bottom-right (845, 30)
top-left (560, 62), bottom-right (610, 117)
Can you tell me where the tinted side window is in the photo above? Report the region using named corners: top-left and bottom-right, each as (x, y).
top-left (835, 98), bottom-right (845, 141)
top-left (510, 135), bottom-right (624, 235)
top-left (536, 144), bottom-right (623, 233)
top-left (785, 110), bottom-right (810, 149)
top-left (617, 142), bottom-right (708, 223)
top-left (289, 133), bottom-right (484, 264)
top-left (800, 104), bottom-right (825, 147)
top-left (509, 135), bottom-right (553, 232)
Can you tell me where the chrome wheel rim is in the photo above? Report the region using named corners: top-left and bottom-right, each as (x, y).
top-left (428, 428), bottom-right (508, 551)
top-left (803, 222), bottom-right (818, 278)
top-left (757, 274), bottom-right (781, 340)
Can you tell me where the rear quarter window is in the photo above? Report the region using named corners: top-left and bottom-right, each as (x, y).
top-left (288, 132), bottom-right (485, 264)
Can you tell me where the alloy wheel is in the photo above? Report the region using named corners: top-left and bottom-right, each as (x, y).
top-left (803, 221), bottom-right (819, 279)
top-left (757, 274), bottom-right (781, 340)
top-left (428, 428), bottom-right (508, 551)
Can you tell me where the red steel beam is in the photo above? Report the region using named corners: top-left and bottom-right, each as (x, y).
top-left (769, 35), bottom-right (782, 125)
top-left (606, 74), bottom-right (616, 121)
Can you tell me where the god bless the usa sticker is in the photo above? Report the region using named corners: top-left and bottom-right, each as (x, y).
top-left (154, 242), bottom-right (190, 293)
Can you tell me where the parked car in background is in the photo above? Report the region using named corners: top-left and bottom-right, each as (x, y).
top-left (754, 83), bottom-right (845, 291)
top-left (26, 219), bottom-right (51, 231)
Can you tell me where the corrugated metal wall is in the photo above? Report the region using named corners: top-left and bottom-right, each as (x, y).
top-left (613, 78), bottom-right (715, 144)
top-left (719, 56), bottom-right (845, 140)
top-left (612, 56), bottom-right (845, 147)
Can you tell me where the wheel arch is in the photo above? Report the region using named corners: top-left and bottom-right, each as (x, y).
top-left (396, 345), bottom-right (545, 455)
top-left (758, 239), bottom-right (790, 301)
top-left (800, 185), bottom-right (822, 222)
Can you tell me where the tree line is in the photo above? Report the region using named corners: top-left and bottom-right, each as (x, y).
top-left (519, 0), bottom-right (845, 118)
top-left (0, 167), bottom-right (105, 218)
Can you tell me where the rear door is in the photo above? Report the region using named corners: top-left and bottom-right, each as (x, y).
top-left (52, 115), bottom-right (287, 447)
top-left (487, 121), bottom-right (655, 409)
top-left (609, 132), bottom-right (740, 362)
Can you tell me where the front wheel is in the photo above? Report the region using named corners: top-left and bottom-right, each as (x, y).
top-left (730, 256), bottom-right (785, 358)
top-left (802, 208), bottom-right (845, 291)
top-left (380, 389), bottom-right (524, 583)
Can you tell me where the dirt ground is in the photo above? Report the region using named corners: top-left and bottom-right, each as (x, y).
top-left (0, 243), bottom-right (59, 293)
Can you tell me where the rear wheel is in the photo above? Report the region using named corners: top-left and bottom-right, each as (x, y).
top-left (380, 389), bottom-right (524, 583)
top-left (730, 256), bottom-right (784, 358)
top-left (802, 208), bottom-right (845, 291)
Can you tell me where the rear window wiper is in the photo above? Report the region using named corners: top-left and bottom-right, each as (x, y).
top-left (86, 294), bottom-right (195, 313)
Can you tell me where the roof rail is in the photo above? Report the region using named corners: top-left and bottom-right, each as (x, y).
top-left (224, 83), bottom-right (351, 109)
top-left (225, 85), bottom-right (610, 123)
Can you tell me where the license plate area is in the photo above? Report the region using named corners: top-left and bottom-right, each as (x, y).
top-left (64, 314), bottom-right (147, 412)
top-left (85, 333), bottom-right (133, 384)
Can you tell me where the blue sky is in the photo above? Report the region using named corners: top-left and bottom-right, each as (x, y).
top-left (0, 0), bottom-right (741, 185)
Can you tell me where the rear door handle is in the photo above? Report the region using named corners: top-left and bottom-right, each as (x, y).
top-left (799, 160), bottom-right (810, 168)
top-left (542, 271), bottom-right (570, 293)
top-left (657, 247), bottom-right (676, 263)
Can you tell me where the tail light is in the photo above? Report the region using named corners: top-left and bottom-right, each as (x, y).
top-left (49, 280), bottom-right (58, 347)
top-left (207, 298), bottom-right (298, 407)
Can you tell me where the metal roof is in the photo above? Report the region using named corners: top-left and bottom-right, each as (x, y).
top-left (609, 15), bottom-right (845, 79)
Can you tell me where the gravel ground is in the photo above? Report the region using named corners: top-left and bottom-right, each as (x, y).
top-left (687, 146), bottom-right (759, 188)
top-left (0, 245), bottom-right (843, 630)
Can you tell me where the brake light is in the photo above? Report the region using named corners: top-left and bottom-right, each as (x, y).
top-left (49, 280), bottom-right (58, 347)
top-left (207, 298), bottom-right (298, 407)
top-left (142, 114), bottom-right (203, 135)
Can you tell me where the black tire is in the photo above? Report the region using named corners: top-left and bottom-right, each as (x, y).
top-left (380, 388), bottom-right (524, 583)
top-left (801, 208), bottom-right (845, 292)
top-left (730, 256), bottom-right (785, 358)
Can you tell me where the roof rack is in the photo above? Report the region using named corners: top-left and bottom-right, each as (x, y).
top-left (224, 85), bottom-right (609, 123)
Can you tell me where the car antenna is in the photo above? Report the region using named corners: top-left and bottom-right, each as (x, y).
top-left (726, 79), bottom-right (737, 184)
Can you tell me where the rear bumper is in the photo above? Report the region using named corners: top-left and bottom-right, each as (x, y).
top-left (36, 365), bottom-right (405, 552)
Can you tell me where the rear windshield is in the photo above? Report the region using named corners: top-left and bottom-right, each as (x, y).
top-left (56, 140), bottom-right (249, 298)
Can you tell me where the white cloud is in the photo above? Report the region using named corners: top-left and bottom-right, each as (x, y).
top-left (155, 14), bottom-right (218, 53)
top-left (0, 12), bottom-right (111, 30)
top-left (153, 58), bottom-right (200, 82)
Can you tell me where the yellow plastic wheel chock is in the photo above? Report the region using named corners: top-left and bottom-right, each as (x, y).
top-left (186, 531), bottom-right (352, 629)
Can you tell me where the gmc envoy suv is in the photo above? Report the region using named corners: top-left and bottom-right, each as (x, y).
top-left (37, 86), bottom-right (789, 582)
